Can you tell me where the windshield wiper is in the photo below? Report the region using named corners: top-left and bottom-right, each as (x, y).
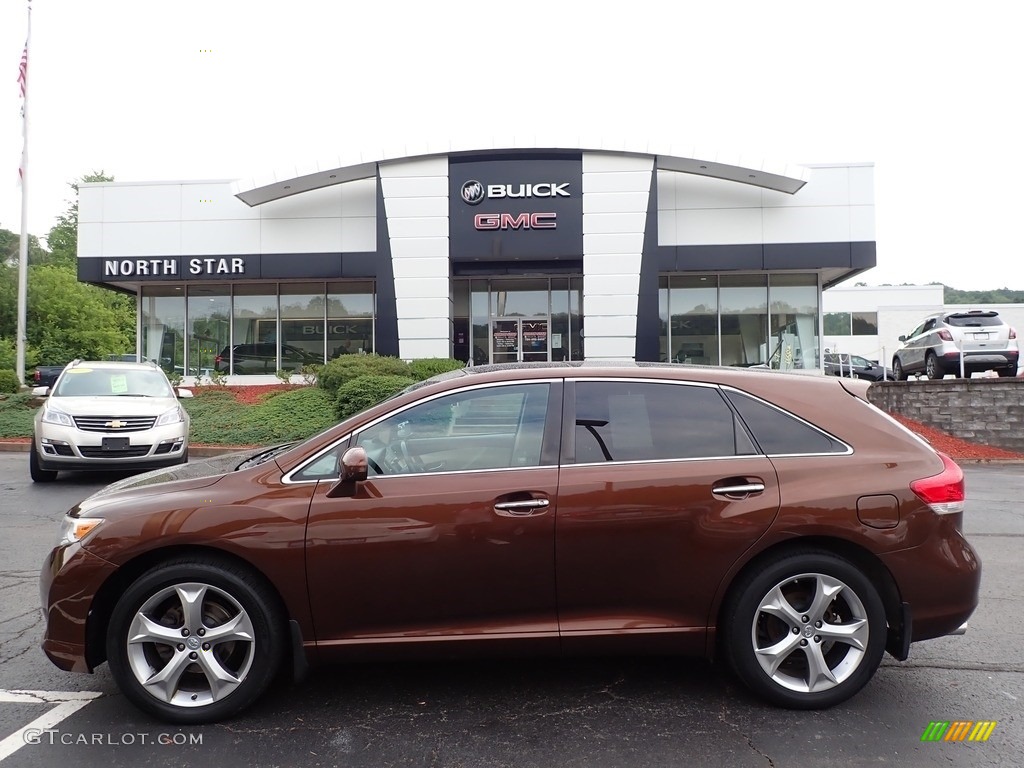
top-left (236, 442), bottom-right (298, 470)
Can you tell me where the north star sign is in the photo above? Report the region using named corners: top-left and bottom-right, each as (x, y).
top-left (102, 257), bottom-right (246, 277)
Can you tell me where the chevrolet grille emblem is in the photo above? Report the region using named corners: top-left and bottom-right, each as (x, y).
top-left (105, 420), bottom-right (127, 429)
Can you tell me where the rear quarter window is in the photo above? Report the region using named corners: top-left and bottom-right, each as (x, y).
top-left (724, 389), bottom-right (849, 456)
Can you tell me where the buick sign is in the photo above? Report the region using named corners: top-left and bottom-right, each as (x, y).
top-left (461, 180), bottom-right (485, 205)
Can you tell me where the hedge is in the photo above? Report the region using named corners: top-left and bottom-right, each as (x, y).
top-left (0, 370), bottom-right (20, 394)
top-left (333, 374), bottom-right (415, 420)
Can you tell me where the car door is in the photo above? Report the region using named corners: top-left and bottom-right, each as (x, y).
top-left (303, 379), bottom-right (563, 653)
top-left (900, 321), bottom-right (927, 372)
top-left (554, 378), bottom-right (780, 655)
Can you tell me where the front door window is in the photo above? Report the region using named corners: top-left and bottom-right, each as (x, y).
top-left (491, 318), bottom-right (550, 363)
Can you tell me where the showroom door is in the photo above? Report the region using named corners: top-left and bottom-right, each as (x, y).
top-left (491, 318), bottom-right (550, 363)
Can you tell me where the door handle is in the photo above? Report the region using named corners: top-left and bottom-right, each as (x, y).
top-left (712, 482), bottom-right (765, 499)
top-left (494, 499), bottom-right (550, 516)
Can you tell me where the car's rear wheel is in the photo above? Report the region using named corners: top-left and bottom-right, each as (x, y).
top-left (925, 352), bottom-right (944, 380)
top-left (723, 550), bottom-right (886, 709)
top-left (29, 442), bottom-right (57, 482)
top-left (996, 367), bottom-right (1016, 378)
top-left (106, 557), bottom-right (285, 724)
top-left (892, 358), bottom-right (906, 381)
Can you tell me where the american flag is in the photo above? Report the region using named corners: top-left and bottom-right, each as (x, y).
top-left (18, 40), bottom-right (27, 181)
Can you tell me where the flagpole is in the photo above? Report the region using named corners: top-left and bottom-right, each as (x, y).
top-left (16, 0), bottom-right (31, 386)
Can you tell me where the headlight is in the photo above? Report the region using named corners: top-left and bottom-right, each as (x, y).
top-left (41, 407), bottom-right (74, 427)
top-left (59, 515), bottom-right (104, 545)
top-left (156, 406), bottom-right (185, 426)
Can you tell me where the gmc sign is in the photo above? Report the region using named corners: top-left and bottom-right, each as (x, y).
top-left (474, 212), bottom-right (557, 230)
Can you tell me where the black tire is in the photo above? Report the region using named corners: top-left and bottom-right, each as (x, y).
top-left (29, 441), bottom-right (58, 482)
top-left (106, 556), bottom-right (285, 724)
top-left (891, 358), bottom-right (906, 381)
top-left (925, 352), bottom-right (944, 380)
top-left (996, 367), bottom-right (1016, 378)
top-left (722, 549), bottom-right (887, 709)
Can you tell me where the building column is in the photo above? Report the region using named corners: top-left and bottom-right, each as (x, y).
top-left (379, 156), bottom-right (452, 360)
top-left (581, 153), bottom-right (654, 361)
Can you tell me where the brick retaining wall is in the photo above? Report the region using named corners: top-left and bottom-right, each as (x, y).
top-left (867, 379), bottom-right (1024, 453)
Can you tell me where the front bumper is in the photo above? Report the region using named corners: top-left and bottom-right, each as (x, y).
top-left (40, 543), bottom-right (119, 673)
top-left (35, 420), bottom-right (187, 470)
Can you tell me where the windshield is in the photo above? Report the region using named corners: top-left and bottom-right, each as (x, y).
top-left (53, 367), bottom-right (175, 398)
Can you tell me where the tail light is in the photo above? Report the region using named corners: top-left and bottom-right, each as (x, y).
top-left (910, 452), bottom-right (964, 515)
top-left (1010, 327), bottom-right (1017, 340)
top-left (33, 370), bottom-right (40, 382)
top-left (215, 355), bottom-right (223, 365)
top-left (937, 329), bottom-right (953, 341)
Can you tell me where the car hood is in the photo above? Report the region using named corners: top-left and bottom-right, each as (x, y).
top-left (43, 395), bottom-right (180, 416)
top-left (76, 450), bottom-right (261, 510)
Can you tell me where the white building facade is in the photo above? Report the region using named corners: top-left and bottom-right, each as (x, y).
top-left (76, 141), bottom-right (875, 379)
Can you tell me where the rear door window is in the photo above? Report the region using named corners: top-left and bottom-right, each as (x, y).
top-left (570, 380), bottom-right (756, 463)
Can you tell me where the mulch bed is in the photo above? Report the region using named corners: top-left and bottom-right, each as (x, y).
top-left (191, 384), bottom-right (301, 405)
top-left (890, 414), bottom-right (1024, 461)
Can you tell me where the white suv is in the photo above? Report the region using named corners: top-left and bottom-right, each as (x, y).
top-left (31, 360), bottom-right (192, 482)
top-left (892, 310), bottom-right (1019, 380)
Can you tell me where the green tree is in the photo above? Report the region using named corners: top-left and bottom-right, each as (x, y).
top-left (26, 265), bottom-right (133, 363)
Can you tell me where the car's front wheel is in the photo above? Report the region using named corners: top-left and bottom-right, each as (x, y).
top-left (29, 441), bottom-right (57, 482)
top-left (723, 550), bottom-right (887, 709)
top-left (892, 358), bottom-right (906, 381)
top-left (106, 556), bottom-right (285, 724)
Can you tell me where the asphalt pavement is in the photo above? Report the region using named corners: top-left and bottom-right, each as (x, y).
top-left (0, 455), bottom-right (1020, 767)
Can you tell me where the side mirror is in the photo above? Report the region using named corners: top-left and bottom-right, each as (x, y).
top-left (32, 386), bottom-right (49, 397)
top-left (177, 388), bottom-right (194, 398)
top-left (326, 446), bottom-right (368, 498)
top-left (898, 335), bottom-right (907, 342)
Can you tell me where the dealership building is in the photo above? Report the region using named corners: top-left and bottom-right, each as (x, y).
top-left (76, 140), bottom-right (876, 378)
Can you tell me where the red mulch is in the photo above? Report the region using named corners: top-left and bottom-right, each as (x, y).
top-left (191, 384), bottom-right (300, 405)
top-left (890, 414), bottom-right (1024, 461)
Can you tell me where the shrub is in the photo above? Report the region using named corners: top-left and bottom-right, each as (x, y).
top-left (0, 370), bottom-right (20, 394)
top-left (334, 374), bottom-right (415, 420)
top-left (299, 363), bottom-right (321, 386)
top-left (318, 355), bottom-right (412, 393)
top-left (408, 358), bottom-right (465, 381)
top-left (0, 391), bottom-right (36, 437)
top-left (254, 387), bottom-right (336, 441)
top-left (275, 368), bottom-right (293, 384)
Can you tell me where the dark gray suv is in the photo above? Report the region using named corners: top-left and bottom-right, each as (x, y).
top-left (892, 311), bottom-right (1019, 379)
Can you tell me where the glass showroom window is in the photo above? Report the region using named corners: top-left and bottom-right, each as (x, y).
top-left (187, 285), bottom-right (230, 378)
top-left (768, 274), bottom-right (819, 370)
top-left (327, 281), bottom-right (375, 358)
top-left (824, 312), bottom-right (878, 336)
top-left (720, 275), bottom-right (768, 367)
top-left (281, 283), bottom-right (327, 364)
top-left (233, 285), bottom-right (278, 374)
top-left (141, 286), bottom-right (185, 377)
top-left (662, 275), bottom-right (719, 365)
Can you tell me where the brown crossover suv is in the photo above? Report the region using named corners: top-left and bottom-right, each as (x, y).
top-left (40, 363), bottom-right (980, 723)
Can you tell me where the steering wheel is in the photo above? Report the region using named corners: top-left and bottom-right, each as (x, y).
top-left (398, 440), bottom-right (426, 473)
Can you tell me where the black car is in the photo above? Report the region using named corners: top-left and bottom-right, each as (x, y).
top-left (823, 353), bottom-right (891, 381)
top-left (215, 343), bottom-right (321, 374)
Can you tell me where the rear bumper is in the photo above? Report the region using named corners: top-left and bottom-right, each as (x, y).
top-left (880, 524), bottom-right (981, 642)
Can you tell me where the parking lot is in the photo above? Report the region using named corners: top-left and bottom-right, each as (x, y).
top-left (0, 453), bottom-right (1020, 767)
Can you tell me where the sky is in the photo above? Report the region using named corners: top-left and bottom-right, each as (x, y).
top-left (1, 0), bottom-right (1022, 291)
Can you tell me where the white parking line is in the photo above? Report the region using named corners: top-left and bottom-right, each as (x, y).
top-left (0, 690), bottom-right (103, 762)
